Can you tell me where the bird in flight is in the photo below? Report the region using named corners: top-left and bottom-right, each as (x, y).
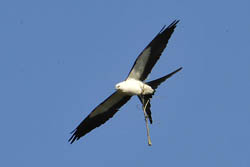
top-left (69, 20), bottom-right (182, 144)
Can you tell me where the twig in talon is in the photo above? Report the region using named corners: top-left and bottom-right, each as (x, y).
top-left (142, 98), bottom-right (152, 146)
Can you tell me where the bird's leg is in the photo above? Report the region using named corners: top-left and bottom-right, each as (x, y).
top-left (142, 96), bottom-right (152, 146)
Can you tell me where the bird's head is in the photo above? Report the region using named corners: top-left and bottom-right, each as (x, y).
top-left (115, 81), bottom-right (125, 91)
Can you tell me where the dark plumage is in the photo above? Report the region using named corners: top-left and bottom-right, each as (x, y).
top-left (127, 20), bottom-right (179, 81)
top-left (69, 92), bottom-right (131, 144)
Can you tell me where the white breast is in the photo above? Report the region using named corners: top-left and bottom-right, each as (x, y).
top-left (115, 79), bottom-right (154, 95)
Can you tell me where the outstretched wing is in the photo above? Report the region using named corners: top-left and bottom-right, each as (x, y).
top-left (69, 91), bottom-right (131, 144)
top-left (127, 20), bottom-right (179, 81)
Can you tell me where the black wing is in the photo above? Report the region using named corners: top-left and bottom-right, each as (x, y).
top-left (147, 67), bottom-right (183, 90)
top-left (69, 91), bottom-right (131, 144)
top-left (127, 20), bottom-right (179, 81)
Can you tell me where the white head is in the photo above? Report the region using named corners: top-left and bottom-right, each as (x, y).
top-left (115, 81), bottom-right (124, 91)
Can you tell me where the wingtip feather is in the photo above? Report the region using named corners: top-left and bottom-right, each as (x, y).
top-left (159, 25), bottom-right (166, 33)
top-left (68, 129), bottom-right (78, 144)
top-left (168, 20), bottom-right (180, 29)
top-left (159, 20), bottom-right (180, 34)
top-left (176, 67), bottom-right (183, 72)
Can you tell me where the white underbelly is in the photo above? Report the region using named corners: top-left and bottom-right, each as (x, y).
top-left (117, 79), bottom-right (154, 95)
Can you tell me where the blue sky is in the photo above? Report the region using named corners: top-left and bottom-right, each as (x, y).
top-left (0, 0), bottom-right (250, 166)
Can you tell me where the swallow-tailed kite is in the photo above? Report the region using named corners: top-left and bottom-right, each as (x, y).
top-left (69, 20), bottom-right (182, 144)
